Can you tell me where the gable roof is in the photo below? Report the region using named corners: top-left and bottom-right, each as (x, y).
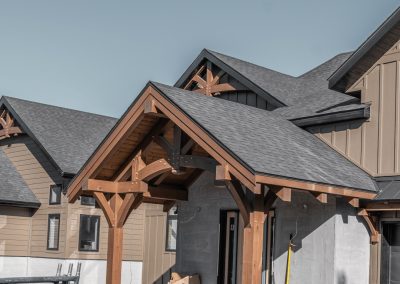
top-left (0, 148), bottom-right (40, 208)
top-left (175, 49), bottom-right (368, 125)
top-left (329, 6), bottom-right (400, 91)
top-left (152, 82), bottom-right (377, 193)
top-left (1, 96), bottom-right (118, 175)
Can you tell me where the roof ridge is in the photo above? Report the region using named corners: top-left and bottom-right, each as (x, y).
top-left (2, 95), bottom-right (118, 120)
top-left (205, 49), bottom-right (296, 79)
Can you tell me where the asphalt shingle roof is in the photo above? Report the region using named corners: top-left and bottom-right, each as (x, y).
top-left (3, 97), bottom-right (118, 175)
top-left (0, 148), bottom-right (40, 208)
top-left (152, 82), bottom-right (377, 193)
top-left (205, 50), bottom-right (368, 120)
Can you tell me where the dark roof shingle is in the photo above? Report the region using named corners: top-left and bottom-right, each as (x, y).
top-left (152, 82), bottom-right (377, 193)
top-left (0, 148), bottom-right (40, 208)
top-left (3, 97), bottom-right (118, 175)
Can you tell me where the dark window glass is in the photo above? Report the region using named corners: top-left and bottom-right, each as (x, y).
top-left (49, 184), bottom-right (62, 205)
top-left (165, 206), bottom-right (178, 251)
top-left (47, 214), bottom-right (60, 250)
top-left (81, 196), bottom-right (96, 206)
top-left (79, 215), bottom-right (100, 252)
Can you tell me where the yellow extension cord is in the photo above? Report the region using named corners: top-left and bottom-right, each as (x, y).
top-left (285, 239), bottom-right (293, 284)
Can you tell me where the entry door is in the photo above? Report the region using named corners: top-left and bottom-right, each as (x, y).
top-left (218, 211), bottom-right (239, 284)
top-left (381, 222), bottom-right (400, 284)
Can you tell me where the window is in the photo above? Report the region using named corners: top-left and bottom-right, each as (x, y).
top-left (165, 206), bottom-right (178, 251)
top-left (49, 184), bottom-right (62, 205)
top-left (81, 196), bottom-right (96, 206)
top-left (79, 215), bottom-right (100, 252)
top-left (47, 214), bottom-right (60, 250)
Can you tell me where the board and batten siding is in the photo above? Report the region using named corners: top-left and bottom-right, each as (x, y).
top-left (309, 40), bottom-right (400, 177)
top-left (0, 135), bottom-right (146, 262)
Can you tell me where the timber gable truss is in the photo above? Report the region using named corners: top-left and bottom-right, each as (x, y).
top-left (67, 82), bottom-right (379, 284)
top-left (0, 107), bottom-right (23, 139)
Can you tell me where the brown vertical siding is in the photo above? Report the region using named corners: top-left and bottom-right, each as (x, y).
top-left (311, 40), bottom-right (400, 177)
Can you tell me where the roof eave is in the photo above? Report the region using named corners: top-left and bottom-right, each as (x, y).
top-left (328, 7), bottom-right (400, 91)
top-left (290, 106), bottom-right (370, 127)
top-left (0, 199), bottom-right (41, 209)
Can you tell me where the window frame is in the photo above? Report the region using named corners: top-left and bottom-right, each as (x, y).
top-left (165, 207), bottom-right (178, 252)
top-left (47, 213), bottom-right (60, 251)
top-left (78, 214), bottom-right (100, 252)
top-left (80, 196), bottom-right (96, 206)
top-left (49, 184), bottom-right (62, 205)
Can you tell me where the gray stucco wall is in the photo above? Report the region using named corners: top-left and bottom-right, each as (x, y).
top-left (175, 172), bottom-right (237, 284)
top-left (271, 191), bottom-right (336, 284)
top-left (175, 173), bottom-right (370, 284)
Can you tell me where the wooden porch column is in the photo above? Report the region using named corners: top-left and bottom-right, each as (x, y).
top-left (107, 227), bottom-right (123, 284)
top-left (93, 191), bottom-right (138, 284)
top-left (241, 194), bottom-right (265, 284)
top-left (106, 193), bottom-right (123, 284)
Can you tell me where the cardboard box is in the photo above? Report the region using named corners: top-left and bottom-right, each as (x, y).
top-left (169, 272), bottom-right (200, 284)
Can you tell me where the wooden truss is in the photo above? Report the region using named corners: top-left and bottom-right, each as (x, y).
top-left (68, 86), bottom-right (378, 284)
top-left (0, 109), bottom-right (23, 139)
top-left (183, 61), bottom-right (240, 96)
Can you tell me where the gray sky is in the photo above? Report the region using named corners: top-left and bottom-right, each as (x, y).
top-left (0, 0), bottom-right (399, 117)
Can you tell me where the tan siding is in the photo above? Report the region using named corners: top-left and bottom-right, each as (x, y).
top-left (142, 204), bottom-right (175, 284)
top-left (0, 207), bottom-right (32, 256)
top-left (1, 135), bottom-right (146, 262)
top-left (1, 136), bottom-right (66, 258)
top-left (311, 40), bottom-right (400, 177)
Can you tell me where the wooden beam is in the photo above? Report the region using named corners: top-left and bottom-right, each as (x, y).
top-left (255, 175), bottom-right (376, 200)
top-left (273, 187), bottom-right (291, 202)
top-left (144, 98), bottom-right (157, 114)
top-left (153, 172), bottom-right (170, 186)
top-left (179, 155), bottom-right (217, 172)
top-left (106, 227), bottom-right (123, 284)
top-left (225, 179), bottom-right (251, 227)
top-left (144, 185), bottom-right (188, 201)
top-left (215, 164), bottom-right (231, 181)
top-left (264, 189), bottom-right (278, 213)
top-left (93, 192), bottom-right (115, 227)
top-left (117, 181), bottom-right (148, 193)
top-left (0, 126), bottom-right (23, 138)
top-left (181, 139), bottom-right (195, 155)
top-left (116, 193), bottom-right (136, 227)
top-left (153, 136), bottom-right (173, 155)
top-left (365, 202), bottom-right (400, 211)
top-left (358, 209), bottom-right (380, 243)
top-left (347, 197), bottom-right (359, 208)
top-left (241, 194), bottom-right (265, 284)
top-left (192, 75), bottom-right (207, 89)
top-left (112, 119), bottom-right (172, 182)
top-left (82, 178), bottom-right (148, 194)
top-left (311, 192), bottom-right (328, 203)
top-left (137, 158), bottom-right (172, 182)
top-left (210, 83), bottom-right (236, 94)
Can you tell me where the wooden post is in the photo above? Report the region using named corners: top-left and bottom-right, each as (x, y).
top-left (105, 193), bottom-right (123, 284)
top-left (106, 227), bottom-right (123, 284)
top-left (241, 194), bottom-right (265, 284)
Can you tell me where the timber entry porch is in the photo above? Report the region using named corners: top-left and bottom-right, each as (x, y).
top-left (67, 81), bottom-right (378, 284)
